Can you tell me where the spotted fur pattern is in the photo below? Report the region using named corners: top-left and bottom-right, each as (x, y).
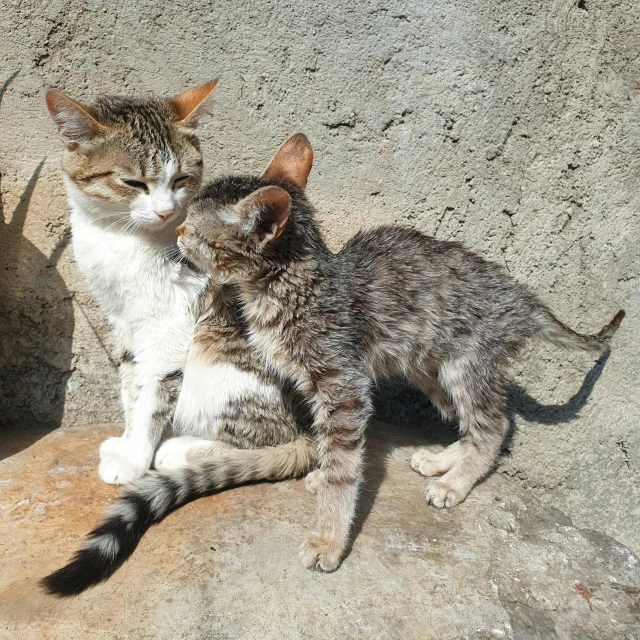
top-left (177, 133), bottom-right (625, 573)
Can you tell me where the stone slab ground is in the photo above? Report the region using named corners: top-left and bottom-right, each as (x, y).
top-left (1, 422), bottom-right (639, 640)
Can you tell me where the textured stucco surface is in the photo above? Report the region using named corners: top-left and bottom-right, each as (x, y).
top-left (0, 0), bottom-right (638, 552)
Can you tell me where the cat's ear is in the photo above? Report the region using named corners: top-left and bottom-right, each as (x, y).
top-left (45, 90), bottom-right (106, 149)
top-left (168, 80), bottom-right (218, 128)
top-left (235, 186), bottom-right (292, 246)
top-left (262, 133), bottom-right (313, 190)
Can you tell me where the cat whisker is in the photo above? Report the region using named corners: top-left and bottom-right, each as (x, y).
top-left (92, 213), bottom-right (128, 223)
top-left (74, 217), bottom-right (134, 263)
top-left (116, 219), bottom-right (137, 238)
top-left (103, 216), bottom-right (130, 233)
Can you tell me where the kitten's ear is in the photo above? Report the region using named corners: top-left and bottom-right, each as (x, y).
top-left (168, 80), bottom-right (218, 128)
top-left (45, 90), bottom-right (106, 149)
top-left (235, 186), bottom-right (292, 246)
top-left (262, 133), bottom-right (313, 190)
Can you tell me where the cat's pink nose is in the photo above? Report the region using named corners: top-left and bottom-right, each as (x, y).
top-left (156, 209), bottom-right (175, 220)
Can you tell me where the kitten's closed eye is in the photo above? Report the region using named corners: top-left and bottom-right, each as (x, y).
top-left (122, 179), bottom-right (149, 194)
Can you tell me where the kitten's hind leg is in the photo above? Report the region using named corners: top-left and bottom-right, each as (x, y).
top-left (407, 369), bottom-right (461, 477)
top-left (154, 436), bottom-right (234, 470)
top-left (407, 368), bottom-right (457, 422)
top-left (422, 360), bottom-right (509, 508)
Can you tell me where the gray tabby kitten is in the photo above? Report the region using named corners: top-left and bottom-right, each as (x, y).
top-left (41, 88), bottom-right (314, 597)
top-left (176, 133), bottom-right (624, 572)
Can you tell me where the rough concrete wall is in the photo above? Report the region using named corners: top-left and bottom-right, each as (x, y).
top-left (0, 1), bottom-right (638, 550)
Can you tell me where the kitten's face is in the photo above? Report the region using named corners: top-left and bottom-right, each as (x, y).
top-left (177, 134), bottom-right (314, 282)
top-left (46, 82), bottom-right (217, 230)
top-left (178, 176), bottom-right (278, 281)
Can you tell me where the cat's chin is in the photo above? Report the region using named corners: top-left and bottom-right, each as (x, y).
top-left (135, 216), bottom-right (181, 233)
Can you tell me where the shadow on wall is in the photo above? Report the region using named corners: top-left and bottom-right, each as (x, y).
top-left (358, 353), bottom-right (610, 547)
top-left (374, 350), bottom-right (611, 454)
top-left (0, 71), bottom-right (74, 459)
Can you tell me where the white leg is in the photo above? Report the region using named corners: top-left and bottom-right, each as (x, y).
top-left (99, 370), bottom-right (180, 484)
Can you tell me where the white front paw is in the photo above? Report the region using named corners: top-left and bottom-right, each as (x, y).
top-left (98, 437), bottom-right (150, 485)
top-left (99, 455), bottom-right (148, 485)
top-left (100, 436), bottom-right (125, 459)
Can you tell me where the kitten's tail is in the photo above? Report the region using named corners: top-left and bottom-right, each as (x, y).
top-left (40, 434), bottom-right (316, 598)
top-left (534, 306), bottom-right (625, 353)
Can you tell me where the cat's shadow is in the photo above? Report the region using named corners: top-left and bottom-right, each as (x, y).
top-left (351, 351), bottom-right (611, 543)
top-left (0, 70), bottom-right (74, 460)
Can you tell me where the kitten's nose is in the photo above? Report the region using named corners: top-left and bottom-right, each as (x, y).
top-left (176, 222), bottom-right (186, 237)
top-left (156, 209), bottom-right (175, 221)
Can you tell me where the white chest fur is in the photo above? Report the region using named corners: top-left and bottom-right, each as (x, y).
top-left (67, 183), bottom-right (209, 371)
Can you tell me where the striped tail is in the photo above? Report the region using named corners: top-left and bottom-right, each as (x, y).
top-left (534, 307), bottom-right (625, 353)
top-left (40, 434), bottom-right (316, 597)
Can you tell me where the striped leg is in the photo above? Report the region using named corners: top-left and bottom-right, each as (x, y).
top-left (299, 380), bottom-right (372, 572)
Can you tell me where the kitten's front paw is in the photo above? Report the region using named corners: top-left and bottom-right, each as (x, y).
top-left (99, 455), bottom-right (148, 485)
top-left (299, 533), bottom-right (344, 572)
top-left (304, 469), bottom-right (323, 494)
top-left (425, 477), bottom-right (466, 509)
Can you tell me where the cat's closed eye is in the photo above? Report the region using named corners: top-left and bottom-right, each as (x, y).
top-left (122, 179), bottom-right (149, 194)
top-left (173, 176), bottom-right (191, 189)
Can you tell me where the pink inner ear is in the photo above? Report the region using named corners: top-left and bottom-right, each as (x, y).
top-left (168, 80), bottom-right (218, 126)
top-left (262, 133), bottom-right (313, 189)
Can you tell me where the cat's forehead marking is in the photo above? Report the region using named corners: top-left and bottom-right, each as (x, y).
top-left (158, 157), bottom-right (180, 188)
top-left (136, 149), bottom-right (181, 184)
top-left (93, 96), bottom-right (187, 169)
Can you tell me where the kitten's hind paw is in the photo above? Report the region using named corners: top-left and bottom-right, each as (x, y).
top-left (410, 445), bottom-right (448, 477)
top-left (304, 469), bottom-right (323, 494)
top-left (425, 477), bottom-right (466, 509)
top-left (299, 533), bottom-right (343, 572)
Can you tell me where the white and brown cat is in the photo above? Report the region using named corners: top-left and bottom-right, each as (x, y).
top-left (42, 85), bottom-right (314, 596)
